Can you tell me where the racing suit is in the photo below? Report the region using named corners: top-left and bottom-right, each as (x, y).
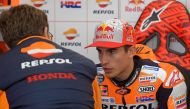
top-left (95, 56), bottom-right (187, 109)
top-left (0, 36), bottom-right (98, 109)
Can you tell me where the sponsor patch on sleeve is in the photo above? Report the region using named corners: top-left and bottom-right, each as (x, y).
top-left (175, 95), bottom-right (187, 109)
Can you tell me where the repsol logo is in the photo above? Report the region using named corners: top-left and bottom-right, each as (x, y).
top-left (102, 103), bottom-right (154, 109)
top-left (21, 58), bottom-right (72, 69)
top-left (61, 42), bottom-right (81, 46)
top-left (138, 86), bottom-right (155, 93)
top-left (93, 10), bottom-right (114, 14)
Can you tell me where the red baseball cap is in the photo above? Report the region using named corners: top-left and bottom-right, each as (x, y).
top-left (85, 18), bottom-right (135, 48)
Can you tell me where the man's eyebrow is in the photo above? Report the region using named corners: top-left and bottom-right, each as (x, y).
top-left (108, 48), bottom-right (117, 51)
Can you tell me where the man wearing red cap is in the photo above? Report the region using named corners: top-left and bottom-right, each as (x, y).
top-left (87, 18), bottom-right (188, 109)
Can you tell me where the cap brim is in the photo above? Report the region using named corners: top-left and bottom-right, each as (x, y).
top-left (85, 41), bottom-right (127, 48)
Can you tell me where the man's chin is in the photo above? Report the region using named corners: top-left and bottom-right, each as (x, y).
top-left (105, 73), bottom-right (114, 78)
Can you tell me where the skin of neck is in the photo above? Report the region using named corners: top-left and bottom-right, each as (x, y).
top-left (114, 57), bottom-right (135, 81)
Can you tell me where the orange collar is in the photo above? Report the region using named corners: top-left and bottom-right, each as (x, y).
top-left (17, 36), bottom-right (50, 45)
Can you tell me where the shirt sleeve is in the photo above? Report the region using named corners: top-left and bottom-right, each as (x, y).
top-left (157, 65), bottom-right (187, 109)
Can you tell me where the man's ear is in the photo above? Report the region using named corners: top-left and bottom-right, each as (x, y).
top-left (128, 46), bottom-right (136, 57)
top-left (43, 26), bottom-right (48, 38)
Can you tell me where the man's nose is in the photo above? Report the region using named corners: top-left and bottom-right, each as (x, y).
top-left (100, 54), bottom-right (109, 65)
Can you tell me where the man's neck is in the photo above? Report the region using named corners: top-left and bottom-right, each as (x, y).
top-left (115, 59), bottom-right (134, 81)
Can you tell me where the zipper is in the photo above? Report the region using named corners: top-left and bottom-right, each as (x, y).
top-left (120, 86), bottom-right (128, 109)
top-left (122, 94), bottom-right (127, 109)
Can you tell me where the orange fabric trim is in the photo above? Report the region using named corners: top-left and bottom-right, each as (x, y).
top-left (92, 78), bottom-right (102, 109)
top-left (0, 91), bottom-right (9, 109)
top-left (17, 36), bottom-right (49, 45)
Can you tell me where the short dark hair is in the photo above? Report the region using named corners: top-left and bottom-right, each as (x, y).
top-left (0, 4), bottom-right (48, 48)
